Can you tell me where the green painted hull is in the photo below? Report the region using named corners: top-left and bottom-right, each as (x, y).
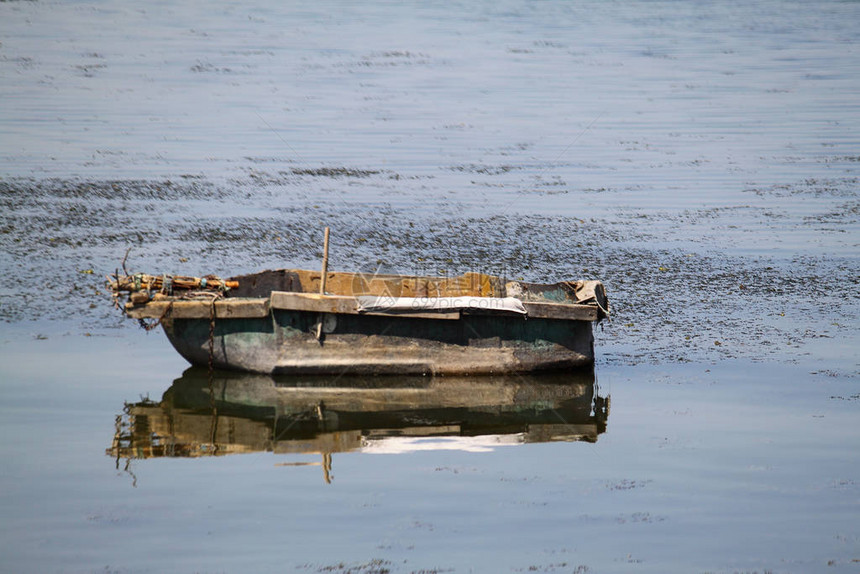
top-left (162, 308), bottom-right (595, 375)
top-left (118, 268), bottom-right (608, 375)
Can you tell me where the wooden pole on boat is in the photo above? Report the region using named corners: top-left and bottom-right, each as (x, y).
top-left (320, 226), bottom-right (330, 295)
top-left (315, 227), bottom-right (331, 341)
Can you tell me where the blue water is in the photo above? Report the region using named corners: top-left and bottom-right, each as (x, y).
top-left (1, 330), bottom-right (857, 573)
top-left (1, 1), bottom-right (858, 572)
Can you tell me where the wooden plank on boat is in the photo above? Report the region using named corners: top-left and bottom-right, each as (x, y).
top-left (125, 299), bottom-right (270, 319)
top-left (212, 299), bottom-right (270, 319)
top-left (522, 301), bottom-right (599, 321)
top-left (282, 269), bottom-right (505, 299)
top-left (271, 292), bottom-right (358, 314)
top-left (124, 294), bottom-right (596, 322)
top-left (270, 291), bottom-right (460, 320)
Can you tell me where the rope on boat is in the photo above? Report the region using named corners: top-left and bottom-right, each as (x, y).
top-left (595, 296), bottom-right (611, 322)
top-left (139, 300), bottom-right (174, 332)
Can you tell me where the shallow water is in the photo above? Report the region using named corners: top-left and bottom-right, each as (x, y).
top-left (1, 331), bottom-right (857, 573)
top-left (1, 0), bottom-right (859, 572)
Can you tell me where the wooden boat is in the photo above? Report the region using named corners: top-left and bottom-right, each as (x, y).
top-left (111, 266), bottom-right (608, 375)
top-left (109, 368), bottom-right (609, 482)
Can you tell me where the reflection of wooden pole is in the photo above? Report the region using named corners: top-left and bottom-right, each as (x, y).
top-left (315, 227), bottom-right (331, 341)
top-left (323, 453), bottom-right (332, 484)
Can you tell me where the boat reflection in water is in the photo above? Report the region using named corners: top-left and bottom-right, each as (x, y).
top-left (109, 368), bottom-right (609, 483)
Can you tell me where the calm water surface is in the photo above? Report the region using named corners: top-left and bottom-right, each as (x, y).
top-left (1, 330), bottom-right (857, 573)
top-left (1, 1), bottom-right (858, 572)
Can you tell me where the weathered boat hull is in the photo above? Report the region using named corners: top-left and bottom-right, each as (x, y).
top-left (118, 268), bottom-right (608, 375)
top-left (162, 309), bottom-right (595, 375)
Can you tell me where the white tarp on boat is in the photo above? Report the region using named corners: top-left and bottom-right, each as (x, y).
top-left (356, 295), bottom-right (527, 315)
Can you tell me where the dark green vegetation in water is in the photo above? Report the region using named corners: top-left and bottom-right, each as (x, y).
top-left (1, 171), bottom-right (856, 368)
